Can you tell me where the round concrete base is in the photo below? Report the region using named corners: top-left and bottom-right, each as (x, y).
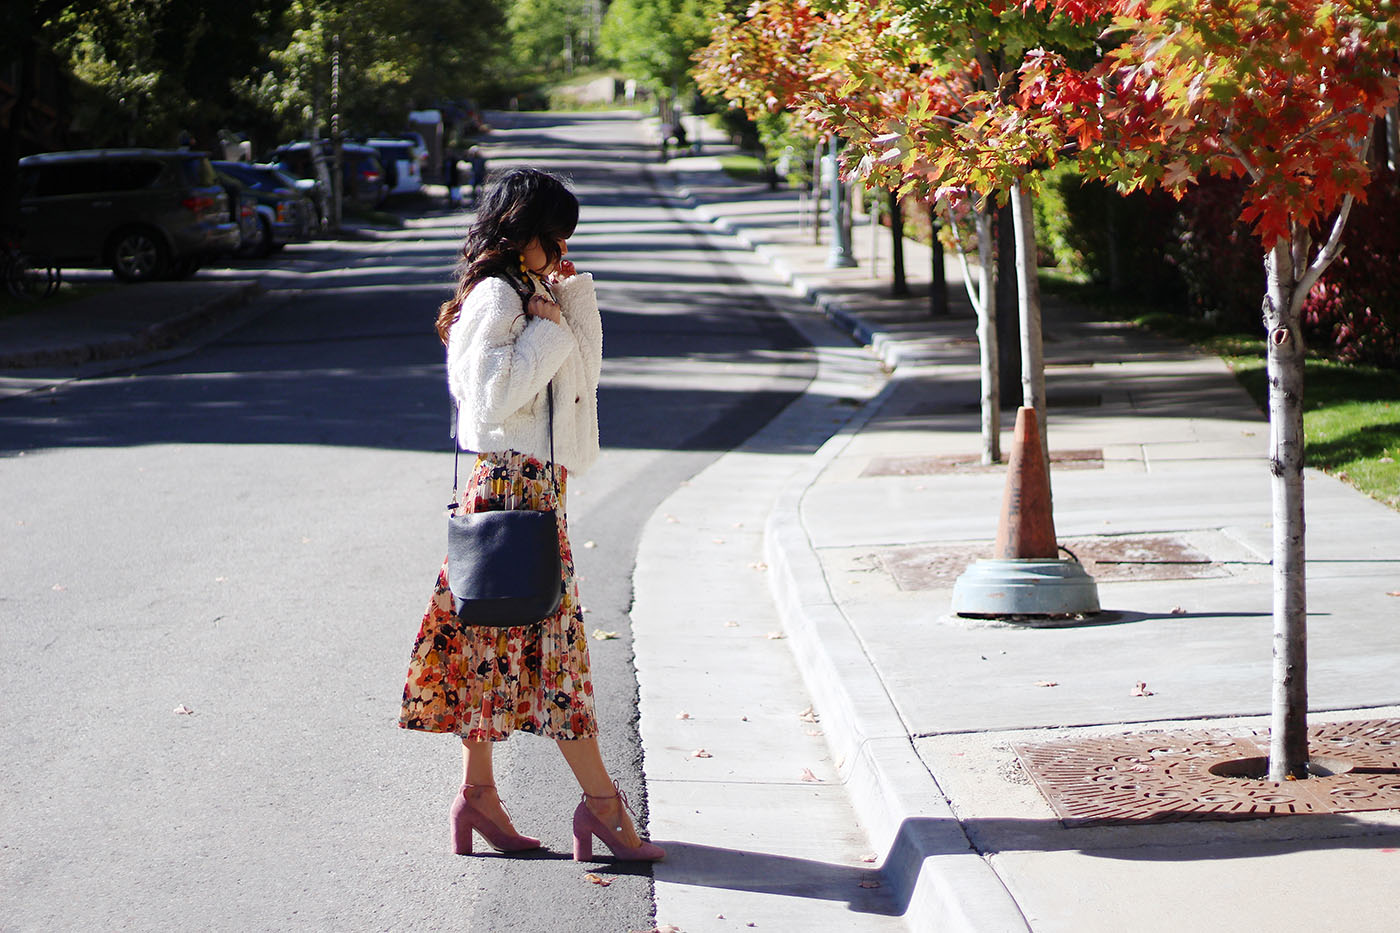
top-left (951, 558), bottom-right (1101, 618)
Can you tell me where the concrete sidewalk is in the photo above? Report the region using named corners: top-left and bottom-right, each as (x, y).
top-left (660, 142), bottom-right (1400, 931)
top-left (0, 220), bottom-right (396, 395)
top-left (0, 279), bottom-right (263, 371)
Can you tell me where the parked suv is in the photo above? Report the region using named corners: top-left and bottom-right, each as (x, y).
top-left (17, 149), bottom-right (240, 282)
top-left (213, 161), bottom-right (314, 256)
top-left (355, 138), bottom-right (423, 195)
top-left (268, 140), bottom-right (387, 210)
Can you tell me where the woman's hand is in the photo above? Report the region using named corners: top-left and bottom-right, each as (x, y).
top-left (526, 293), bottom-right (562, 324)
top-left (550, 259), bottom-right (577, 282)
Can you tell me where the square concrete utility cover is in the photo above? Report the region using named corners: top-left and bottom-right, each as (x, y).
top-left (877, 532), bottom-right (1229, 590)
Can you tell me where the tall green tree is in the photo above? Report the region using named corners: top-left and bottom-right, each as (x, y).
top-left (256, 0), bottom-right (506, 142)
top-left (507, 0), bottom-right (597, 77)
top-left (50, 0), bottom-right (287, 147)
top-left (602, 0), bottom-right (729, 93)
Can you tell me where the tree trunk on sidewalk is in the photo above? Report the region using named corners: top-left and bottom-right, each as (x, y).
top-left (888, 191), bottom-right (908, 297)
top-left (1387, 106), bottom-right (1399, 179)
top-left (976, 207), bottom-right (999, 464)
top-left (939, 198), bottom-right (999, 465)
top-left (929, 203), bottom-right (949, 316)
top-left (1011, 183), bottom-right (1049, 473)
top-left (995, 202), bottom-right (1022, 408)
top-left (1261, 195), bottom-right (1354, 781)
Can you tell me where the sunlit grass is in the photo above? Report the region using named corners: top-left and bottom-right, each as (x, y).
top-left (718, 154), bottom-right (768, 183)
top-left (1227, 357), bottom-right (1400, 510)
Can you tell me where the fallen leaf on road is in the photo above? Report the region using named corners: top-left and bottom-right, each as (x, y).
top-left (1169, 606), bottom-right (1187, 615)
top-left (583, 873), bottom-right (612, 887)
top-left (739, 715), bottom-right (748, 722)
top-left (1034, 681), bottom-right (1059, 688)
top-left (173, 705), bottom-right (194, 715)
top-left (798, 706), bottom-right (819, 723)
top-left (591, 629), bottom-right (619, 641)
top-left (675, 711), bottom-right (692, 720)
top-left (51, 584), bottom-right (64, 591)
top-left (691, 748), bottom-right (713, 758)
top-left (583, 540), bottom-right (596, 549)
top-left (724, 620), bottom-right (740, 627)
top-left (805, 728), bottom-right (823, 737)
top-left (748, 561), bottom-right (768, 571)
top-left (861, 853), bottom-right (878, 863)
top-left (665, 514), bottom-right (679, 523)
top-left (800, 768), bottom-right (821, 782)
top-left (1387, 591), bottom-right (1400, 597)
top-left (766, 631), bottom-right (786, 640)
top-left (1131, 682), bottom-right (1154, 697)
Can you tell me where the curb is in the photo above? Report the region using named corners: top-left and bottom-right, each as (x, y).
top-left (672, 170), bottom-right (1031, 930)
top-left (678, 186), bottom-right (914, 372)
top-left (763, 387), bottom-right (1031, 933)
top-left (0, 280), bottom-right (263, 370)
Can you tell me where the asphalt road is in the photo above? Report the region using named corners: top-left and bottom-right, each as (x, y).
top-left (0, 112), bottom-right (816, 931)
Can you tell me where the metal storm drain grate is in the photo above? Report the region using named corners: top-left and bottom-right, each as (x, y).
top-left (861, 449), bottom-right (1103, 478)
top-left (1013, 719), bottom-right (1400, 826)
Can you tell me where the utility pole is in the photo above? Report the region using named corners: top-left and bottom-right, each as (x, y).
top-left (825, 138), bottom-right (856, 268)
top-left (330, 33), bottom-right (343, 233)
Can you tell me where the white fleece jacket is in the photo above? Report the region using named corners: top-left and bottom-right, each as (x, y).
top-left (446, 272), bottom-right (602, 473)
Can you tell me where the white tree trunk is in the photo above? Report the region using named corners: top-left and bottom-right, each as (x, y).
top-left (1387, 106), bottom-right (1399, 174)
top-left (1264, 231), bottom-right (1309, 781)
top-left (1011, 183), bottom-right (1049, 472)
top-left (942, 201), bottom-right (999, 464)
top-left (976, 207), bottom-right (1000, 464)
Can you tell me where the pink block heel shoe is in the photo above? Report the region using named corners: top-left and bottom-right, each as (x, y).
top-left (571, 782), bottom-right (665, 862)
top-left (450, 783), bottom-right (542, 855)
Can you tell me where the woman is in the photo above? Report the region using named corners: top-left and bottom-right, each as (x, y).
top-left (399, 168), bottom-right (663, 862)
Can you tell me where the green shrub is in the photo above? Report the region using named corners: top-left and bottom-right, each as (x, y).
top-left (1049, 167), bottom-right (1185, 300)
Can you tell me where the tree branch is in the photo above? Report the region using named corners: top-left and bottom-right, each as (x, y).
top-left (1293, 193), bottom-right (1355, 314)
top-left (940, 199), bottom-right (985, 317)
top-left (1291, 130), bottom-right (1371, 313)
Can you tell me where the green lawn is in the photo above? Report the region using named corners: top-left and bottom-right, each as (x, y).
top-left (1227, 357), bottom-right (1400, 510)
top-left (1041, 274), bottom-right (1400, 511)
top-left (718, 154), bottom-right (769, 183)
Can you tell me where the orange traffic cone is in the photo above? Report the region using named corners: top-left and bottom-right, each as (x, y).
top-left (994, 407), bottom-right (1058, 560)
top-left (951, 405), bottom-right (1099, 617)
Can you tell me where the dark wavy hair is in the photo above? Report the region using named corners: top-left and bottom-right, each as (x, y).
top-left (435, 168), bottom-right (579, 344)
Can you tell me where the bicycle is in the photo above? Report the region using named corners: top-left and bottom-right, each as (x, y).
top-left (2, 232), bottom-right (62, 300)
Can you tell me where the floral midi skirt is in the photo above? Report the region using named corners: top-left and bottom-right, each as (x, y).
top-left (399, 450), bottom-right (597, 741)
